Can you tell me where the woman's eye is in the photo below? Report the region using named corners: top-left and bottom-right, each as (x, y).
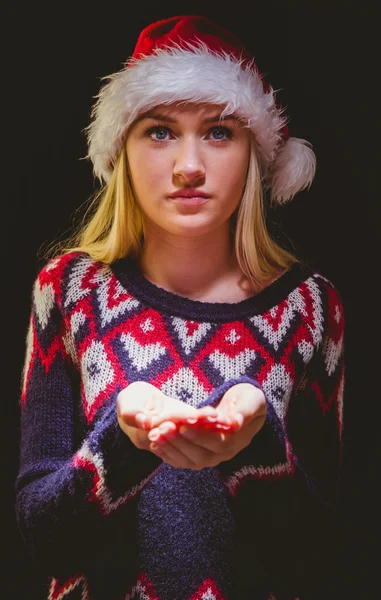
top-left (209, 127), bottom-right (233, 141)
top-left (143, 125), bottom-right (233, 142)
top-left (145, 126), bottom-right (171, 141)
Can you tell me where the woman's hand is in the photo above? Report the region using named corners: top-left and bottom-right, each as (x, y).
top-left (116, 381), bottom-right (220, 451)
top-left (147, 383), bottom-right (267, 469)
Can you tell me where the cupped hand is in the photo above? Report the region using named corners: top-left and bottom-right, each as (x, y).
top-left (116, 381), bottom-right (222, 451)
top-left (147, 383), bottom-right (267, 469)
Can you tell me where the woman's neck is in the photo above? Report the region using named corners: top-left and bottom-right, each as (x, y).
top-left (139, 232), bottom-right (239, 300)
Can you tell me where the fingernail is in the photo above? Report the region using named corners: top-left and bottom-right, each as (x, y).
top-left (148, 430), bottom-right (159, 441)
top-left (179, 426), bottom-right (197, 440)
top-left (187, 418), bottom-right (198, 424)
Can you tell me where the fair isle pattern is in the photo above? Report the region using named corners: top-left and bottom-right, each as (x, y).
top-left (124, 575), bottom-right (226, 600)
top-left (21, 317), bottom-right (33, 401)
top-left (124, 572), bottom-right (162, 599)
top-left (16, 251), bottom-right (345, 600)
top-left (249, 275), bottom-right (326, 423)
top-left (72, 440), bottom-right (161, 514)
top-left (124, 574), bottom-right (303, 600)
top-left (21, 252), bottom-right (78, 404)
top-left (49, 575), bottom-right (90, 600)
top-left (22, 252), bottom-right (343, 427)
top-left (224, 436), bottom-right (296, 497)
top-left (189, 579), bottom-right (225, 600)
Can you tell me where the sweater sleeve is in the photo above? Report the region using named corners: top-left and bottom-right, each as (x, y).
top-left (15, 265), bottom-right (162, 574)
top-left (205, 282), bottom-right (345, 510)
top-left (285, 283), bottom-right (345, 508)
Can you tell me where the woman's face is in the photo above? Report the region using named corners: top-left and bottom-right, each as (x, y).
top-left (125, 102), bottom-right (250, 239)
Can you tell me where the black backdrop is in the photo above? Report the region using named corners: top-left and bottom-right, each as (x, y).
top-left (5, 2), bottom-right (378, 598)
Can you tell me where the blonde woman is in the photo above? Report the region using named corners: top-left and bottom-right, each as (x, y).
top-left (16, 15), bottom-right (345, 600)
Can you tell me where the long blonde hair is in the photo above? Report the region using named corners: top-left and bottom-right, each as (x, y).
top-left (40, 134), bottom-right (300, 287)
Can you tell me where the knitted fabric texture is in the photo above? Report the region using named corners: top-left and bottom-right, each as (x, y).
top-left (16, 251), bottom-right (345, 600)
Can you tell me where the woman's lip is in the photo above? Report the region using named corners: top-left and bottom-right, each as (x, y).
top-left (169, 190), bottom-right (210, 198)
top-left (170, 196), bottom-right (208, 205)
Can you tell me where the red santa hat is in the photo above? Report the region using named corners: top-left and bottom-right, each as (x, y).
top-left (85, 15), bottom-right (316, 205)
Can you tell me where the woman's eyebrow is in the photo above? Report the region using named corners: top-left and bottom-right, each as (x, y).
top-left (136, 112), bottom-right (237, 124)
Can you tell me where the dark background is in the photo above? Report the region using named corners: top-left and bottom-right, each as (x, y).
top-left (5, 2), bottom-right (378, 598)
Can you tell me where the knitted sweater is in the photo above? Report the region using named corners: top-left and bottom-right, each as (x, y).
top-left (16, 251), bottom-right (345, 600)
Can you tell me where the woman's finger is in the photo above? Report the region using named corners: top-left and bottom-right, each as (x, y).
top-left (175, 425), bottom-right (233, 456)
top-left (157, 433), bottom-right (216, 469)
top-left (150, 439), bottom-right (196, 469)
top-left (147, 421), bottom-right (177, 442)
top-left (148, 403), bottom-right (218, 429)
top-left (150, 443), bottom-right (182, 468)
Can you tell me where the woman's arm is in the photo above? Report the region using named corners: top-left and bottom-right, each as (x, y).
top-left (216, 281), bottom-right (345, 508)
top-left (15, 266), bottom-right (162, 574)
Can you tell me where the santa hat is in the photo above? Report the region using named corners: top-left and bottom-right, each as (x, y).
top-left (85, 15), bottom-right (316, 205)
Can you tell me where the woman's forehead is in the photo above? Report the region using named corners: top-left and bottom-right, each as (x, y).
top-left (142, 101), bottom-right (236, 120)
top-left (137, 101), bottom-right (238, 122)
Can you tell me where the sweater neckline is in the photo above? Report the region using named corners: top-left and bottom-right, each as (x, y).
top-left (111, 256), bottom-right (314, 322)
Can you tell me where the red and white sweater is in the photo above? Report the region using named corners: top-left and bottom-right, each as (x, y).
top-left (16, 251), bottom-right (345, 600)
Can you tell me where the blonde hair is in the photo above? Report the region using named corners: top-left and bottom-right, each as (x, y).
top-left (41, 134), bottom-right (300, 286)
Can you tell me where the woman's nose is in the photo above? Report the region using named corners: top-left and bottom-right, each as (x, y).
top-left (173, 138), bottom-right (206, 183)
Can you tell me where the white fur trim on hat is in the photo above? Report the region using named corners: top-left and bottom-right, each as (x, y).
top-left (83, 41), bottom-right (316, 204)
top-left (268, 137), bottom-right (317, 205)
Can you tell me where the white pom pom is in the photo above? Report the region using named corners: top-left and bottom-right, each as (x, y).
top-left (269, 137), bottom-right (317, 205)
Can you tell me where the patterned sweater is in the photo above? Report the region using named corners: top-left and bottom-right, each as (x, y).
top-left (16, 251), bottom-right (345, 600)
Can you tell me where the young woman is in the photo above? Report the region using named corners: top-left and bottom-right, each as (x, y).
top-left (16, 15), bottom-right (345, 600)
